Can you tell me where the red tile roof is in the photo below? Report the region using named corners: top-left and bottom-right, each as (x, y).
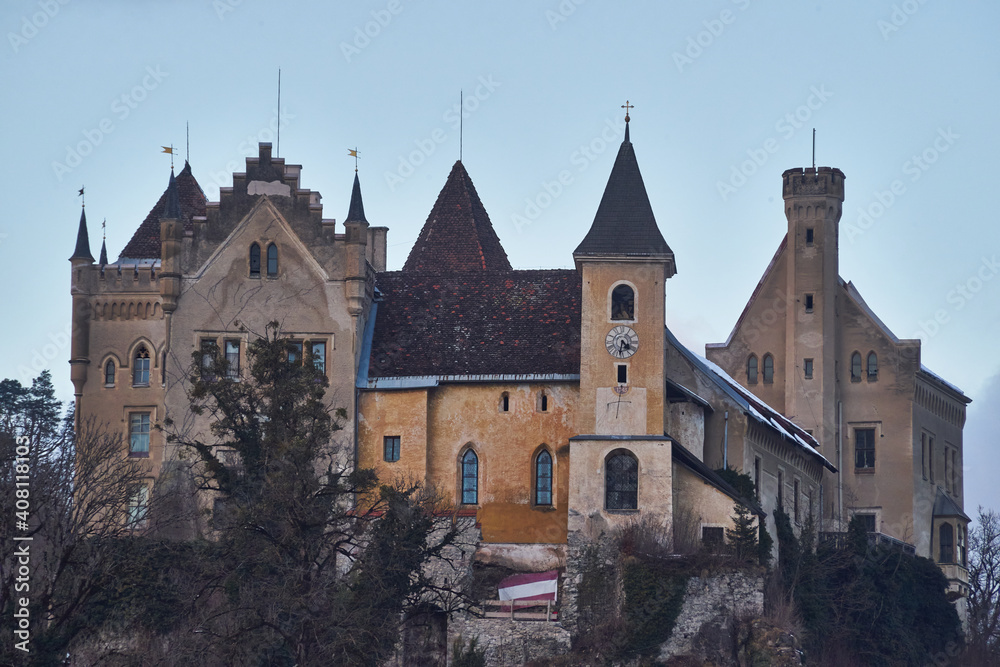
top-left (119, 162), bottom-right (208, 260)
top-left (369, 270), bottom-right (581, 377)
top-left (402, 161), bottom-right (511, 274)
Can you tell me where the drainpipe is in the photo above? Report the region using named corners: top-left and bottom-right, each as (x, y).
top-left (838, 400), bottom-right (843, 529)
top-left (723, 411), bottom-right (729, 469)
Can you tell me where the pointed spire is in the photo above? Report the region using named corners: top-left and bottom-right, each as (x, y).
top-left (573, 117), bottom-right (672, 262)
top-left (344, 172), bottom-right (368, 224)
top-left (70, 207), bottom-right (95, 262)
top-left (402, 161), bottom-right (511, 274)
top-left (99, 239), bottom-right (108, 265)
top-left (162, 169), bottom-right (182, 220)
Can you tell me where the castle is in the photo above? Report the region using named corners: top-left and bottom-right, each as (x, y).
top-left (68, 115), bottom-right (969, 644)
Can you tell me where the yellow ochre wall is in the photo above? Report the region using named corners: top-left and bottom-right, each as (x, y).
top-left (359, 382), bottom-right (579, 544)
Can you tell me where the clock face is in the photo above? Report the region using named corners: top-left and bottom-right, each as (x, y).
top-left (605, 325), bottom-right (639, 359)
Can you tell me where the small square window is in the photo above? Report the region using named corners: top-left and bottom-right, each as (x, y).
top-left (804, 294), bottom-right (814, 313)
top-left (805, 228), bottom-right (814, 245)
top-left (856, 513), bottom-right (876, 533)
top-left (384, 436), bottom-right (400, 462)
top-left (804, 359), bottom-right (813, 379)
top-left (702, 526), bottom-right (724, 547)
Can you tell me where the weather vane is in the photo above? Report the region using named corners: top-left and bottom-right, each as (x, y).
top-left (348, 148), bottom-right (360, 172)
top-left (161, 144), bottom-right (175, 170)
top-left (78, 185), bottom-right (85, 208)
top-left (621, 100), bottom-right (634, 123)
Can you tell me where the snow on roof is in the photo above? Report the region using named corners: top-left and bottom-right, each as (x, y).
top-left (919, 364), bottom-right (969, 400)
top-left (667, 326), bottom-right (836, 471)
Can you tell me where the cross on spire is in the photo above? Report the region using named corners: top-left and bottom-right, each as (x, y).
top-left (621, 99), bottom-right (634, 123)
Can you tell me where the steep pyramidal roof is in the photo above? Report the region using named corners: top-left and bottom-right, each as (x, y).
top-left (70, 208), bottom-right (94, 262)
top-left (119, 162), bottom-right (207, 261)
top-left (402, 161), bottom-right (511, 274)
top-left (99, 238), bottom-right (108, 265)
top-left (574, 123), bottom-right (673, 259)
top-left (345, 173), bottom-right (368, 224)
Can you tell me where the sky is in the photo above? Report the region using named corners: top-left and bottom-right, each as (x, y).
top-left (1, 1), bottom-right (997, 514)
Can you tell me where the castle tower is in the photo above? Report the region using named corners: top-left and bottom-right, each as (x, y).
top-left (780, 167), bottom-right (845, 452)
top-left (343, 172), bottom-right (370, 318)
top-left (567, 115), bottom-right (676, 547)
top-left (69, 207), bottom-right (95, 424)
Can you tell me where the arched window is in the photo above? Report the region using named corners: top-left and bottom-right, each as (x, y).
top-left (611, 284), bottom-right (635, 321)
top-left (851, 352), bottom-right (862, 382)
top-left (249, 243), bottom-right (261, 277)
top-left (747, 355), bottom-right (758, 384)
top-left (266, 243), bottom-right (278, 276)
top-left (461, 449), bottom-right (478, 505)
top-left (762, 354), bottom-right (774, 384)
top-left (104, 359), bottom-right (115, 386)
top-left (867, 352), bottom-right (878, 381)
top-left (605, 449), bottom-right (638, 510)
top-left (535, 450), bottom-right (553, 506)
top-left (939, 522), bottom-right (954, 563)
top-left (132, 346), bottom-right (150, 386)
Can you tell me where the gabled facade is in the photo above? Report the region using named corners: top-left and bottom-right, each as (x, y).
top-left (705, 166), bottom-right (971, 605)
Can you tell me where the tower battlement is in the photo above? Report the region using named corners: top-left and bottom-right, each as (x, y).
top-left (781, 166), bottom-right (845, 200)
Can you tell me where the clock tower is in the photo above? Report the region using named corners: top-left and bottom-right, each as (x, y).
top-left (572, 114), bottom-right (676, 437)
top-left (564, 109), bottom-right (678, 577)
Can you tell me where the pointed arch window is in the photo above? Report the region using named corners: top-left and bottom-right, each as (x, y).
top-left (461, 449), bottom-right (478, 505)
top-left (867, 352), bottom-right (878, 381)
top-left (266, 243), bottom-right (278, 277)
top-left (249, 243), bottom-right (261, 277)
top-left (851, 352), bottom-right (863, 382)
top-left (535, 450), bottom-right (553, 506)
top-left (747, 355), bottom-right (758, 385)
top-left (605, 449), bottom-right (638, 510)
top-left (611, 284), bottom-right (635, 321)
top-left (104, 359), bottom-right (116, 386)
top-left (762, 354), bottom-right (774, 384)
top-left (132, 346), bottom-right (150, 386)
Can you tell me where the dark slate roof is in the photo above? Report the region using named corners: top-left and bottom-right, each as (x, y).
top-left (119, 162), bottom-right (208, 260)
top-left (345, 172), bottom-right (367, 224)
top-left (933, 488), bottom-right (970, 521)
top-left (573, 125), bottom-right (673, 258)
top-left (99, 239), bottom-right (108, 265)
top-left (70, 208), bottom-right (94, 261)
top-left (402, 161), bottom-right (512, 274)
top-left (369, 270), bottom-right (581, 377)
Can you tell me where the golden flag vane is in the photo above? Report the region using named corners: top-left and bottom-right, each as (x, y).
top-left (348, 148), bottom-right (360, 172)
top-left (162, 145), bottom-right (175, 170)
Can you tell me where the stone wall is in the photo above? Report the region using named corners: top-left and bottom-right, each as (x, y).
top-left (448, 615), bottom-right (571, 666)
top-left (658, 569), bottom-right (765, 664)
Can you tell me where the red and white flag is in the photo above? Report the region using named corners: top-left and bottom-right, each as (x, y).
top-left (497, 570), bottom-right (558, 602)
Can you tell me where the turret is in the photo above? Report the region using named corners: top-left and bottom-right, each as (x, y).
top-left (781, 166), bottom-right (846, 451)
top-left (343, 172), bottom-right (369, 317)
top-left (69, 207), bottom-right (94, 421)
top-left (159, 170), bottom-right (184, 314)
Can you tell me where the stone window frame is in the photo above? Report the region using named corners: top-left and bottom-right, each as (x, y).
top-left (866, 351), bottom-right (878, 382)
top-left (249, 243), bottom-right (261, 278)
top-left (266, 243), bottom-right (278, 277)
top-left (852, 423), bottom-right (879, 471)
top-left (609, 280), bottom-right (637, 323)
top-left (605, 448), bottom-right (639, 512)
top-left (747, 355), bottom-right (758, 385)
top-left (762, 354), bottom-right (775, 384)
top-left (850, 351), bottom-right (863, 382)
top-left (533, 446), bottom-right (554, 507)
top-left (459, 446), bottom-right (480, 506)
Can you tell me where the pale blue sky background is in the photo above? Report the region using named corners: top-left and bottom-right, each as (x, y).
top-left (2, 1), bottom-right (997, 512)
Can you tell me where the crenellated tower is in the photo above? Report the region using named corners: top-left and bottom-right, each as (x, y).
top-left (780, 166), bottom-right (845, 451)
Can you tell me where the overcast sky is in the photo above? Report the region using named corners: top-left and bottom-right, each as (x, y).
top-left (2, 1), bottom-right (996, 513)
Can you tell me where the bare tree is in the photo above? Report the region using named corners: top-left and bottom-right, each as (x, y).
top-left (0, 373), bottom-right (155, 664)
top-left (968, 506), bottom-right (1000, 664)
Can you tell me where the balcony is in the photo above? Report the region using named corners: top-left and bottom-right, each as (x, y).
top-left (939, 562), bottom-right (969, 600)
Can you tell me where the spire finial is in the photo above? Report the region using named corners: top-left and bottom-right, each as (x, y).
top-left (621, 99), bottom-right (633, 124)
top-left (348, 148), bottom-right (360, 173)
top-left (78, 185), bottom-right (85, 208)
